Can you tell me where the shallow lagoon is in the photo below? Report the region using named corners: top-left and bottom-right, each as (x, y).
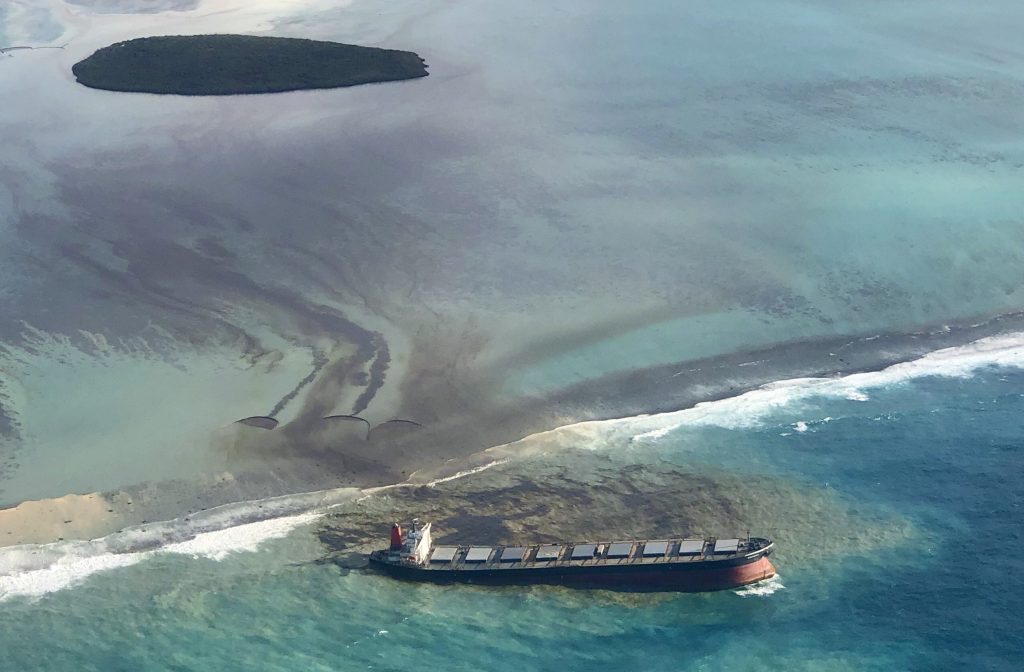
top-left (3, 0), bottom-right (1024, 508)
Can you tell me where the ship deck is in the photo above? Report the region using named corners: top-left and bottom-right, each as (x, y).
top-left (378, 537), bottom-right (771, 572)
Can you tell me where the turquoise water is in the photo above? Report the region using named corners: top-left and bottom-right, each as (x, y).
top-left (4, 0), bottom-right (1024, 503)
top-left (4, 364), bottom-right (1023, 670)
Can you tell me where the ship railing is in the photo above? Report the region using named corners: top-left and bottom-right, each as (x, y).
top-left (430, 539), bottom-right (748, 567)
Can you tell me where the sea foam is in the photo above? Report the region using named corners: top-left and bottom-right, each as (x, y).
top-left (627, 331), bottom-right (1024, 440)
top-left (0, 544), bottom-right (146, 601)
top-left (0, 493), bottom-right (344, 602)
top-left (0, 454), bottom-right (519, 601)
top-left (160, 512), bottom-right (322, 561)
top-left (734, 574), bottom-right (785, 597)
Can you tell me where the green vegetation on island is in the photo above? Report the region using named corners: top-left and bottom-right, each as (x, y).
top-left (71, 34), bottom-right (428, 95)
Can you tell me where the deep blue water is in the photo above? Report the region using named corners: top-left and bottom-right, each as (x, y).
top-left (656, 370), bottom-right (1024, 671)
top-left (2, 368), bottom-right (1021, 671)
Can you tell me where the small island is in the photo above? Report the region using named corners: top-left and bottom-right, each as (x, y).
top-left (71, 34), bottom-right (428, 95)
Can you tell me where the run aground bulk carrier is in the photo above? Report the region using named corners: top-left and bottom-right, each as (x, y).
top-left (369, 520), bottom-right (775, 592)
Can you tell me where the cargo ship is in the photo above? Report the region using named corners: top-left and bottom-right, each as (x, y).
top-left (368, 520), bottom-right (775, 592)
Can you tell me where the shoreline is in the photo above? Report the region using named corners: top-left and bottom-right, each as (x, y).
top-left (389, 308), bottom-right (1024, 484)
top-left (3, 308), bottom-right (1023, 551)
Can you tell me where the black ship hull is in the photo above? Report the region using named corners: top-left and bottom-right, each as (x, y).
top-left (369, 547), bottom-right (774, 593)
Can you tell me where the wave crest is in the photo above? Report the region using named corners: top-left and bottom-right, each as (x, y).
top-left (628, 331), bottom-right (1024, 440)
top-left (0, 489), bottom-right (357, 602)
top-left (734, 574), bottom-right (785, 597)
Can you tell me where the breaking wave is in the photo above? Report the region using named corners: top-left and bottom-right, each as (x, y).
top-left (734, 574), bottom-right (785, 597)
top-left (0, 544), bottom-right (147, 601)
top-left (0, 488), bottom-right (358, 602)
top-left (0, 456), bottom-right (519, 602)
top-left (456, 331), bottom-right (1024, 465)
top-left (422, 458), bottom-right (511, 486)
top-left (625, 331), bottom-right (1024, 440)
top-left (160, 513), bottom-right (322, 561)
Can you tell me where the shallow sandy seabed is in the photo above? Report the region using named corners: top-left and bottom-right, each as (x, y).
top-left (317, 450), bottom-right (919, 584)
top-left (2, 0), bottom-right (1024, 542)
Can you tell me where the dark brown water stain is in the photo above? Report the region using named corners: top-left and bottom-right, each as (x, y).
top-left (352, 336), bottom-right (390, 415)
top-left (358, 309), bottom-right (1024, 491)
top-left (267, 350), bottom-right (329, 419)
top-left (5, 129), bottom-right (1024, 519)
top-left (316, 451), bottom-right (916, 572)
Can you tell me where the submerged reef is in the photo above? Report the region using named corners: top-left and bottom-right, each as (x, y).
top-left (71, 34), bottom-right (428, 95)
top-left (316, 451), bottom-right (916, 572)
